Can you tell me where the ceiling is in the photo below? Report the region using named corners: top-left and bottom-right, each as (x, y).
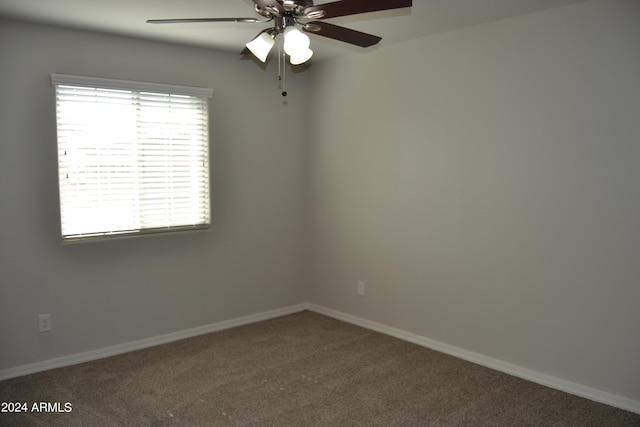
top-left (0, 0), bottom-right (587, 62)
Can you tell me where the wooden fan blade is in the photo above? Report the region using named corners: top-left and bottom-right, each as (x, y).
top-left (302, 21), bottom-right (381, 48)
top-left (147, 17), bottom-right (264, 24)
top-left (252, 0), bottom-right (284, 15)
top-left (304, 0), bottom-right (412, 19)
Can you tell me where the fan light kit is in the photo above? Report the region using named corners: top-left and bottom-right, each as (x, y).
top-left (148, 0), bottom-right (412, 96)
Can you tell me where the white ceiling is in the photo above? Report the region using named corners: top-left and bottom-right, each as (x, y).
top-left (0, 0), bottom-right (587, 61)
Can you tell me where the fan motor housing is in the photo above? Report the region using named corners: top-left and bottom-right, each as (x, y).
top-left (255, 1), bottom-right (315, 18)
top-left (282, 1), bottom-right (314, 15)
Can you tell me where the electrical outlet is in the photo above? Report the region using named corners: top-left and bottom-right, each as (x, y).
top-left (38, 313), bottom-right (52, 332)
top-left (357, 281), bottom-right (365, 296)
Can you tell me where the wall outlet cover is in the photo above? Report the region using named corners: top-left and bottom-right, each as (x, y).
top-left (38, 313), bottom-right (52, 332)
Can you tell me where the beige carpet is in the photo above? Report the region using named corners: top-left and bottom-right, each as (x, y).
top-left (1, 311), bottom-right (638, 426)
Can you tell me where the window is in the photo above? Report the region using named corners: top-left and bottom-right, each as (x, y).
top-left (51, 73), bottom-right (213, 242)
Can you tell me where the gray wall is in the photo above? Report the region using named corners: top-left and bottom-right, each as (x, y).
top-left (308, 0), bottom-right (640, 402)
top-left (0, 19), bottom-right (309, 369)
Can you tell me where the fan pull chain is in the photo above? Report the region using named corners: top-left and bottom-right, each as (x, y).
top-left (277, 37), bottom-right (282, 80)
top-left (279, 36), bottom-right (287, 97)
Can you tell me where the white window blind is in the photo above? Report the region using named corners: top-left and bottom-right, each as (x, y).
top-left (51, 73), bottom-right (213, 242)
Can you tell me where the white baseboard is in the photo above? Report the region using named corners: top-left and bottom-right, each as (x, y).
top-left (2, 302), bottom-right (638, 415)
top-left (307, 304), bottom-right (640, 415)
top-left (0, 303), bottom-right (309, 382)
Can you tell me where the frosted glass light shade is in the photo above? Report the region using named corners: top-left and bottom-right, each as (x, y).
top-left (246, 32), bottom-right (275, 62)
top-left (289, 48), bottom-right (313, 65)
top-left (283, 27), bottom-right (313, 64)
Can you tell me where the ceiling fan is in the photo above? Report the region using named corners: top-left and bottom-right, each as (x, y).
top-left (148, 0), bottom-right (413, 65)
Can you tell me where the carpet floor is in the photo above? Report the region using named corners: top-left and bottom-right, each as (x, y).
top-left (1, 310), bottom-right (638, 426)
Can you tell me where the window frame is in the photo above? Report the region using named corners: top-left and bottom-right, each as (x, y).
top-left (51, 73), bottom-right (214, 243)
